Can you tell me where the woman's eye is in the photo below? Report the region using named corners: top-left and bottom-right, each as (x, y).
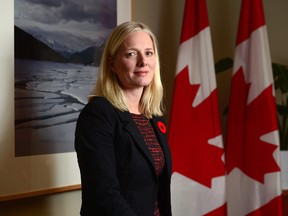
top-left (127, 52), bottom-right (136, 57)
top-left (146, 51), bottom-right (154, 56)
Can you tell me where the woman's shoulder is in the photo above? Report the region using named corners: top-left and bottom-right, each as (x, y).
top-left (81, 96), bottom-right (114, 115)
top-left (86, 96), bottom-right (113, 108)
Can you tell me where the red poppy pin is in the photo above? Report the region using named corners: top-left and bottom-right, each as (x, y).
top-left (157, 121), bottom-right (166, 134)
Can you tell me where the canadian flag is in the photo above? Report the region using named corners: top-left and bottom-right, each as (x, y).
top-left (168, 0), bottom-right (227, 215)
top-left (225, 0), bottom-right (283, 215)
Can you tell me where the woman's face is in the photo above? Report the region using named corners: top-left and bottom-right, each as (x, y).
top-left (111, 31), bottom-right (156, 92)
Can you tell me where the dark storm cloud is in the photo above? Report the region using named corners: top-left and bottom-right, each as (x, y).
top-left (25, 0), bottom-right (63, 7)
top-left (60, 0), bottom-right (116, 28)
top-left (20, 0), bottom-right (116, 28)
top-left (15, 0), bottom-right (117, 51)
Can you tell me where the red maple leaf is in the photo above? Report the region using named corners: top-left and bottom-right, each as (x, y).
top-left (226, 67), bottom-right (280, 183)
top-left (169, 66), bottom-right (225, 188)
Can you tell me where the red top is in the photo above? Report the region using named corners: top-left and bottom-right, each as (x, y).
top-left (131, 114), bottom-right (165, 216)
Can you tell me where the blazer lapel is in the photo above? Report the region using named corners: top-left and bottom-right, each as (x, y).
top-left (150, 117), bottom-right (172, 176)
top-left (116, 110), bottom-right (157, 174)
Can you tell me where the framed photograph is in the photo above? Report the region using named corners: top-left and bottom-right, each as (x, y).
top-left (0, 0), bottom-right (132, 201)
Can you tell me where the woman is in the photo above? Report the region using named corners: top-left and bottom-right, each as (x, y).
top-left (75, 21), bottom-right (172, 216)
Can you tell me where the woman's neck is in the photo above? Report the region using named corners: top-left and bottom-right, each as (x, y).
top-left (123, 89), bottom-right (143, 114)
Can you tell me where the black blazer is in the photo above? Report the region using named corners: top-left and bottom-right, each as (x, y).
top-left (75, 97), bottom-right (172, 216)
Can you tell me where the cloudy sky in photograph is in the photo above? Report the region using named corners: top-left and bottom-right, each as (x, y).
top-left (14, 0), bottom-right (116, 51)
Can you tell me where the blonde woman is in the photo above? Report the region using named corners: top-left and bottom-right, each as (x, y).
top-left (75, 21), bottom-right (172, 216)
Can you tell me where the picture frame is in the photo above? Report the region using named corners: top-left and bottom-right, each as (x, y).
top-left (0, 0), bottom-right (132, 201)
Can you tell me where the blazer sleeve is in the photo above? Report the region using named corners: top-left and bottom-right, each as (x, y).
top-left (75, 98), bottom-right (137, 216)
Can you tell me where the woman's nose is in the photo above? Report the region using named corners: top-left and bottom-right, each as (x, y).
top-left (137, 54), bottom-right (147, 67)
top-left (137, 61), bottom-right (147, 67)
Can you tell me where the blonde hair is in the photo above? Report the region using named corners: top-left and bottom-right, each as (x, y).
top-left (89, 21), bottom-right (164, 118)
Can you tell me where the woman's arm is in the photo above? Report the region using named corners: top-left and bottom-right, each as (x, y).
top-left (75, 97), bottom-right (137, 216)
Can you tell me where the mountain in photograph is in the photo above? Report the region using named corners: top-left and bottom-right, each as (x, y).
top-left (14, 26), bottom-right (103, 65)
top-left (32, 32), bottom-right (76, 59)
top-left (15, 25), bottom-right (67, 63)
top-left (69, 43), bottom-right (104, 65)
